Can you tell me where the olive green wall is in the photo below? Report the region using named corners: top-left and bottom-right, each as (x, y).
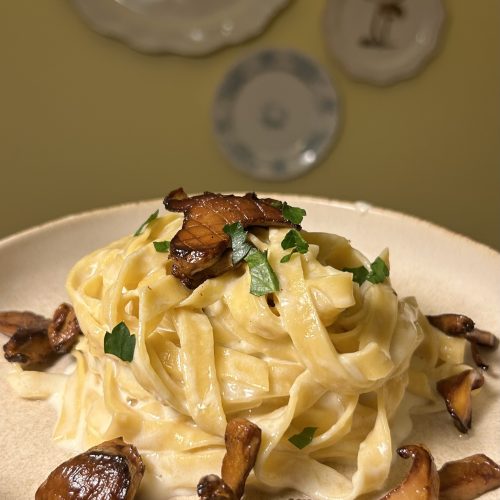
top-left (1, 0), bottom-right (499, 249)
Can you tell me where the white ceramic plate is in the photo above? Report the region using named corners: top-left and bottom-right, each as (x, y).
top-left (324, 0), bottom-right (445, 85)
top-left (0, 196), bottom-right (499, 499)
top-left (213, 50), bottom-right (340, 181)
top-left (71, 0), bottom-right (289, 55)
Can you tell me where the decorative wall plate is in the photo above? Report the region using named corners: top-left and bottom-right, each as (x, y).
top-left (71, 0), bottom-right (289, 55)
top-left (324, 0), bottom-right (445, 85)
top-left (213, 49), bottom-right (339, 181)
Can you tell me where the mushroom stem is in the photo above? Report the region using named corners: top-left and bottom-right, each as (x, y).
top-left (381, 444), bottom-right (439, 499)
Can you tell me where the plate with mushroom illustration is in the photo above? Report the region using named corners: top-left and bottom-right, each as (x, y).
top-left (323, 0), bottom-right (445, 85)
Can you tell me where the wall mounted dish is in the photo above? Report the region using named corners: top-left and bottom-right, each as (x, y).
top-left (324, 0), bottom-right (445, 85)
top-left (71, 0), bottom-right (289, 55)
top-left (213, 49), bottom-right (340, 181)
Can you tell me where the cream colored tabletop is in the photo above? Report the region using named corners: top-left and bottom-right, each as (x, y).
top-left (1, 0), bottom-right (499, 249)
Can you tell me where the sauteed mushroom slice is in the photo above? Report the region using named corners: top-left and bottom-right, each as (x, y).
top-left (47, 303), bottom-right (82, 353)
top-left (35, 437), bottom-right (144, 500)
top-left (465, 328), bottom-right (499, 349)
top-left (381, 444), bottom-right (439, 499)
top-left (436, 369), bottom-right (484, 433)
top-left (427, 314), bottom-right (475, 336)
top-left (438, 453), bottom-right (500, 500)
top-left (221, 418), bottom-right (262, 500)
top-left (427, 314), bottom-right (498, 369)
top-left (2, 304), bottom-right (82, 366)
top-left (164, 189), bottom-right (296, 288)
top-left (0, 310), bottom-right (50, 337)
top-left (197, 418), bottom-right (262, 500)
top-left (3, 326), bottom-right (54, 366)
top-left (197, 474), bottom-right (236, 500)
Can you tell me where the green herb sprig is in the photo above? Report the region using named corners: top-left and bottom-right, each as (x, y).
top-left (153, 240), bottom-right (170, 253)
top-left (224, 222), bottom-right (279, 296)
top-left (343, 257), bottom-right (389, 286)
top-left (104, 322), bottom-right (136, 362)
top-left (288, 426), bottom-right (318, 449)
top-left (280, 229), bottom-right (309, 263)
top-left (270, 200), bottom-right (307, 225)
top-left (223, 222), bottom-right (252, 265)
top-left (134, 209), bottom-right (159, 236)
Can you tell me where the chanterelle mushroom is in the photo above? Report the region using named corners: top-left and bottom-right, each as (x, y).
top-left (438, 453), bottom-right (500, 500)
top-left (35, 437), bottom-right (144, 500)
top-left (197, 418), bottom-right (261, 500)
top-left (1, 304), bottom-right (82, 367)
top-left (381, 444), bottom-right (439, 499)
top-left (427, 313), bottom-right (499, 369)
top-left (164, 189), bottom-right (297, 288)
top-left (47, 302), bottom-right (81, 354)
top-left (436, 369), bottom-right (484, 433)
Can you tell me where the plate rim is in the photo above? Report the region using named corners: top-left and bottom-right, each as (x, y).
top-left (1, 194), bottom-right (498, 260)
top-left (70, 0), bottom-right (290, 55)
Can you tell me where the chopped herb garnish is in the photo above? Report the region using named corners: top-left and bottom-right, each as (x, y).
top-left (153, 240), bottom-right (170, 253)
top-left (288, 426), bottom-right (317, 449)
top-left (223, 222), bottom-right (252, 265)
top-left (280, 229), bottom-right (309, 263)
top-left (343, 256), bottom-right (389, 285)
top-left (245, 248), bottom-right (280, 296)
top-left (368, 257), bottom-right (389, 284)
top-left (282, 202), bottom-right (307, 225)
top-left (268, 200), bottom-right (307, 225)
top-left (134, 209), bottom-right (159, 236)
top-left (104, 322), bottom-right (136, 362)
top-left (343, 265), bottom-right (369, 285)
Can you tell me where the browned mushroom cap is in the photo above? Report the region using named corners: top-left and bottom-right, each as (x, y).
top-left (438, 453), bottom-right (500, 500)
top-left (427, 314), bottom-right (498, 369)
top-left (0, 310), bottom-right (50, 337)
top-left (164, 189), bottom-right (297, 288)
top-left (436, 369), bottom-right (484, 433)
top-left (35, 437), bottom-right (144, 500)
top-left (3, 326), bottom-right (54, 366)
top-left (381, 444), bottom-right (439, 499)
top-left (197, 474), bottom-right (237, 500)
top-left (2, 304), bottom-right (82, 367)
top-left (47, 303), bottom-right (82, 354)
top-left (197, 418), bottom-right (262, 500)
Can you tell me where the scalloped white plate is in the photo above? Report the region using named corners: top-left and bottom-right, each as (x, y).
top-left (0, 195), bottom-right (498, 499)
top-left (71, 0), bottom-right (289, 55)
top-left (324, 0), bottom-right (445, 85)
top-left (213, 50), bottom-right (340, 181)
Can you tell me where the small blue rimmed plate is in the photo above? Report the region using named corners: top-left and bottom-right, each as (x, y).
top-left (213, 49), bottom-right (340, 181)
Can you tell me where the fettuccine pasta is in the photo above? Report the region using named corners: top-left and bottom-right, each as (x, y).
top-left (10, 212), bottom-right (468, 499)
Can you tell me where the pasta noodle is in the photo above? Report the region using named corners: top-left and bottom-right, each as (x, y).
top-left (10, 212), bottom-right (469, 499)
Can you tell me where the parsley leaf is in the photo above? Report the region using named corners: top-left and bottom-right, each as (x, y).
top-left (343, 257), bottom-right (389, 285)
top-left (245, 248), bottom-right (280, 296)
top-left (224, 222), bottom-right (253, 265)
top-left (367, 257), bottom-right (389, 284)
top-left (288, 426), bottom-right (317, 449)
top-left (104, 322), bottom-right (136, 362)
top-left (343, 265), bottom-right (369, 285)
top-left (153, 240), bottom-right (170, 253)
top-left (134, 209), bottom-right (159, 236)
top-left (282, 202), bottom-right (307, 225)
top-left (280, 229), bottom-right (309, 263)
top-left (268, 200), bottom-right (307, 225)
